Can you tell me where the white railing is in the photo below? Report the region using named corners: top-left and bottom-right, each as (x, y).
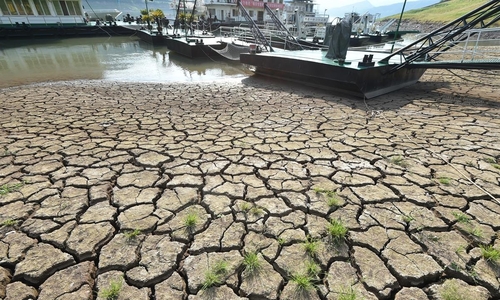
top-left (0, 15), bottom-right (85, 26)
top-left (425, 27), bottom-right (500, 62)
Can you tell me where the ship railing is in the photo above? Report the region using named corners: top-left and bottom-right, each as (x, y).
top-left (233, 23), bottom-right (301, 50)
top-left (1, 15), bottom-right (86, 27)
top-left (402, 27), bottom-right (500, 64)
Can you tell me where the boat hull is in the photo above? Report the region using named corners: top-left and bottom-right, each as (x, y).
top-left (240, 51), bottom-right (426, 99)
top-left (0, 25), bottom-right (135, 39)
top-left (165, 37), bottom-right (227, 58)
top-left (135, 30), bottom-right (169, 46)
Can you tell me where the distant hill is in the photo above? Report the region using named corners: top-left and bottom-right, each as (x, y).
top-left (390, 0), bottom-right (487, 22)
top-left (326, 0), bottom-right (441, 19)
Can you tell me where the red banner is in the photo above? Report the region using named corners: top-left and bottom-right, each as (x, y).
top-left (240, 0), bottom-right (285, 9)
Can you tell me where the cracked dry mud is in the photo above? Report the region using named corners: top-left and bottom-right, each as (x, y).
top-left (0, 69), bottom-right (499, 300)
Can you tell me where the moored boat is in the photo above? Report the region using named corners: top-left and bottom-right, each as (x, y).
top-left (241, 0), bottom-right (500, 99)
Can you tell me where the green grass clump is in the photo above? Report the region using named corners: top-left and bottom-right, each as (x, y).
top-left (484, 157), bottom-right (496, 164)
top-left (466, 227), bottom-right (483, 238)
top-left (242, 251), bottom-right (262, 275)
top-left (338, 285), bottom-right (357, 300)
top-left (99, 278), bottom-right (123, 300)
top-left (1, 219), bottom-right (18, 227)
top-left (250, 206), bottom-right (263, 216)
top-left (202, 260), bottom-right (229, 290)
top-left (480, 245), bottom-right (500, 263)
top-left (452, 212), bottom-right (470, 223)
top-left (313, 187), bottom-right (341, 207)
top-left (303, 236), bottom-right (320, 257)
top-left (184, 211), bottom-right (198, 229)
top-left (124, 229), bottom-right (141, 241)
top-left (305, 260), bottom-right (320, 277)
top-left (327, 219), bottom-right (348, 242)
top-left (389, 155), bottom-right (409, 168)
top-left (290, 273), bottom-right (315, 292)
top-left (438, 177), bottom-right (451, 185)
top-left (440, 280), bottom-right (473, 300)
top-left (0, 182), bottom-right (25, 195)
top-left (402, 214), bottom-right (415, 224)
top-left (240, 202), bottom-right (251, 213)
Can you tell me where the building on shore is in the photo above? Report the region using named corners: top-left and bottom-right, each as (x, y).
top-left (204, 0), bottom-right (284, 23)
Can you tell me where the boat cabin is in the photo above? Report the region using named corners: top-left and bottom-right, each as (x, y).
top-left (205, 0), bottom-right (284, 23)
top-left (0, 0), bottom-right (85, 27)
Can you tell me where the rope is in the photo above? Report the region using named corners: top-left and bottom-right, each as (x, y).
top-left (207, 42), bottom-right (249, 61)
top-left (362, 96), bottom-right (499, 204)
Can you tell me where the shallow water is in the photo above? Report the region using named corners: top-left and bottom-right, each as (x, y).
top-left (0, 36), bottom-right (253, 88)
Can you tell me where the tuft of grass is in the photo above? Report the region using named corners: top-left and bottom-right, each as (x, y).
top-left (202, 260), bottom-right (229, 290)
top-left (337, 285), bottom-right (357, 300)
top-left (438, 177), bottom-right (451, 185)
top-left (240, 202), bottom-right (251, 213)
top-left (290, 273), bottom-right (315, 292)
top-left (455, 245), bottom-right (466, 254)
top-left (389, 155), bottom-right (409, 168)
top-left (480, 245), bottom-right (500, 263)
top-left (99, 278), bottom-right (123, 300)
top-left (0, 182), bottom-right (25, 195)
top-left (202, 270), bottom-right (222, 290)
top-left (305, 260), bottom-right (320, 277)
top-left (484, 157), bottom-right (496, 164)
top-left (303, 236), bottom-right (320, 257)
top-left (440, 280), bottom-right (473, 300)
top-left (452, 212), bottom-right (470, 223)
top-left (212, 260), bottom-right (229, 275)
top-left (327, 218), bottom-right (348, 243)
top-left (124, 229), bottom-right (141, 241)
top-left (466, 227), bottom-right (483, 238)
top-left (184, 211), bottom-right (198, 229)
top-left (242, 251), bottom-right (262, 275)
top-left (313, 187), bottom-right (341, 207)
top-left (277, 237), bottom-right (286, 245)
top-left (484, 157), bottom-right (500, 169)
top-left (1, 219), bottom-right (18, 227)
top-left (249, 206), bottom-right (263, 216)
top-left (402, 213), bottom-right (415, 224)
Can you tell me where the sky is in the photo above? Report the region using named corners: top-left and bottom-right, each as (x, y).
top-left (314, 0), bottom-right (414, 11)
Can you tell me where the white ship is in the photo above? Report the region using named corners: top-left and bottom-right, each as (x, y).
top-left (0, 0), bottom-right (87, 27)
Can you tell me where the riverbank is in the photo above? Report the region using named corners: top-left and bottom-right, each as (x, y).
top-left (0, 70), bottom-right (499, 299)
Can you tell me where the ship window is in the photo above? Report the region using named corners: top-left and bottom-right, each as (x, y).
top-left (52, 0), bottom-right (63, 15)
top-left (9, 0), bottom-right (26, 15)
top-left (66, 1), bottom-right (81, 15)
top-left (0, 0), bottom-right (14, 15)
top-left (59, 1), bottom-right (69, 15)
top-left (68, 1), bottom-right (82, 16)
top-left (21, 0), bottom-right (33, 14)
top-left (249, 10), bottom-right (253, 17)
top-left (33, 0), bottom-right (50, 15)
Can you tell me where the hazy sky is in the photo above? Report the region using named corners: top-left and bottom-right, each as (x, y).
top-left (314, 0), bottom-right (413, 10)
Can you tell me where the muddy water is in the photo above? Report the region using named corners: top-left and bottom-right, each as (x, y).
top-left (0, 36), bottom-right (253, 88)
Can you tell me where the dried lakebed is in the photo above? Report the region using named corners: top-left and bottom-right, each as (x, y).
top-left (0, 70), bottom-right (499, 299)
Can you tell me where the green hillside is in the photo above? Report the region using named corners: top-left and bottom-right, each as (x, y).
top-left (394, 0), bottom-right (488, 22)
